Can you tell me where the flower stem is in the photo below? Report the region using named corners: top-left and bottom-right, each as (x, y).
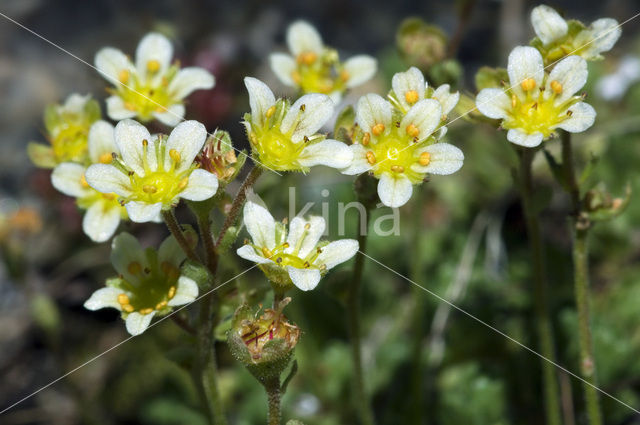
top-left (215, 165), bottom-right (264, 247)
top-left (197, 212), bottom-right (218, 273)
top-left (264, 378), bottom-right (282, 425)
top-left (561, 131), bottom-right (602, 425)
top-left (348, 204), bottom-right (375, 425)
top-left (518, 148), bottom-right (563, 425)
top-left (162, 209), bottom-right (200, 263)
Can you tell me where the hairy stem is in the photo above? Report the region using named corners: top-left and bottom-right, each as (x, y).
top-left (197, 212), bottom-right (218, 273)
top-left (265, 378), bottom-right (282, 425)
top-left (518, 148), bottom-right (563, 425)
top-left (162, 209), bottom-right (200, 263)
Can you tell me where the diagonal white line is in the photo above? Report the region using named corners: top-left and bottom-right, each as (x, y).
top-left (359, 250), bottom-right (640, 416)
top-left (369, 10), bottom-right (640, 172)
top-left (0, 262), bottom-right (261, 416)
top-left (0, 10), bottom-right (283, 177)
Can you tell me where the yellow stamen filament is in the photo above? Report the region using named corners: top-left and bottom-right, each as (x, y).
top-left (362, 132), bottom-right (370, 146)
top-left (372, 123), bottom-right (385, 136)
top-left (146, 60), bottom-right (161, 73)
top-left (405, 90), bottom-right (419, 104)
top-left (419, 152), bottom-right (431, 166)
top-left (366, 151), bottom-right (376, 165)
top-left (169, 149), bottom-right (181, 163)
top-left (550, 80), bottom-right (563, 94)
top-left (406, 124), bottom-right (420, 138)
top-left (140, 308), bottom-right (154, 315)
top-left (520, 78), bottom-right (536, 92)
top-left (99, 152), bottom-right (113, 164)
top-left (266, 106), bottom-right (276, 118)
top-left (391, 165), bottom-right (404, 173)
top-left (118, 69), bottom-right (130, 84)
top-left (127, 262), bottom-right (142, 275)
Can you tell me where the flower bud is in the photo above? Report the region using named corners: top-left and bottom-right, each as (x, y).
top-left (196, 130), bottom-right (246, 186)
top-left (397, 18), bottom-right (447, 70)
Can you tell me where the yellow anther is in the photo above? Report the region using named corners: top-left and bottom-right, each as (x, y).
top-left (282, 242), bottom-right (290, 248)
top-left (266, 106), bottom-right (276, 118)
top-left (405, 90), bottom-right (419, 104)
top-left (142, 185), bottom-right (157, 194)
top-left (291, 70), bottom-right (301, 84)
top-left (127, 262), bottom-right (142, 275)
top-left (80, 174), bottom-right (90, 188)
top-left (122, 304), bottom-right (134, 313)
top-left (99, 152), bottom-right (113, 164)
top-left (168, 286), bottom-right (177, 299)
top-left (567, 110), bottom-right (573, 117)
top-left (304, 223), bottom-right (311, 230)
top-left (366, 151), bottom-right (376, 165)
top-left (177, 177), bottom-right (189, 190)
top-left (406, 123), bottom-right (420, 138)
top-left (419, 152), bottom-right (431, 166)
top-left (303, 261), bottom-right (311, 268)
top-left (169, 149), bottom-right (181, 163)
top-left (142, 139), bottom-right (148, 147)
top-left (117, 293), bottom-right (130, 305)
top-left (550, 80), bottom-right (563, 94)
top-left (262, 247), bottom-right (273, 258)
top-left (340, 70), bottom-right (350, 81)
top-left (520, 78), bottom-right (536, 92)
top-left (118, 69), bottom-right (130, 84)
top-left (124, 102), bottom-right (136, 111)
top-left (146, 59), bottom-right (161, 73)
top-left (140, 308), bottom-right (154, 315)
top-left (102, 193), bottom-right (116, 201)
top-left (297, 51), bottom-right (317, 65)
top-left (511, 94), bottom-right (517, 108)
top-left (391, 165), bottom-right (405, 173)
top-left (155, 301), bottom-right (168, 310)
top-left (362, 132), bottom-right (371, 146)
top-left (372, 123), bottom-right (385, 136)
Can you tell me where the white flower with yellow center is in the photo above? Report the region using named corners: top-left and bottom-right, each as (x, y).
top-left (341, 92), bottom-right (464, 208)
top-left (95, 32), bottom-right (215, 126)
top-left (476, 46), bottom-right (596, 148)
top-left (270, 20), bottom-right (377, 103)
top-left (243, 77), bottom-right (353, 172)
top-left (51, 120), bottom-right (127, 242)
top-left (237, 196), bottom-right (358, 291)
top-left (531, 5), bottom-right (621, 63)
top-left (85, 120), bottom-right (219, 223)
top-left (84, 232), bottom-right (198, 336)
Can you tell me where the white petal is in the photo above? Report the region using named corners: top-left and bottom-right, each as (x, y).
top-left (281, 94), bottom-right (334, 143)
top-left (237, 244), bottom-right (272, 264)
top-left (286, 216), bottom-right (325, 258)
top-left (476, 88), bottom-right (512, 119)
top-left (586, 18), bottom-right (621, 56)
top-left (110, 232), bottom-right (147, 282)
top-left (286, 266), bottom-right (321, 291)
top-left (158, 235), bottom-right (186, 266)
top-left (315, 239), bottom-right (359, 270)
top-left (391, 67), bottom-right (425, 110)
top-left (547, 55), bottom-right (588, 102)
top-left (95, 48), bottom-right (134, 86)
top-left (63, 94), bottom-right (91, 113)
top-left (506, 129), bottom-right (544, 147)
top-left (243, 198), bottom-right (276, 249)
top-left (152, 103), bottom-right (185, 127)
top-left (344, 55), bottom-right (377, 88)
top-left (125, 201), bottom-right (163, 223)
top-left (270, 53), bottom-right (297, 87)
top-left (180, 169), bottom-right (218, 201)
top-left (168, 67), bottom-right (215, 100)
top-left (531, 5), bottom-right (568, 45)
top-left (165, 120), bottom-right (207, 172)
top-left (400, 99), bottom-right (442, 141)
top-left (84, 287), bottom-right (123, 311)
top-left (412, 143), bottom-right (464, 175)
top-left (508, 46), bottom-right (544, 95)
top-left (287, 21), bottom-right (323, 56)
top-left (88, 120), bottom-right (117, 163)
top-left (432, 84), bottom-right (460, 116)
top-left (106, 96), bottom-right (137, 121)
top-left (114, 119), bottom-right (155, 175)
top-left (556, 102), bottom-right (596, 133)
top-left (341, 144), bottom-right (372, 175)
top-left (85, 164), bottom-right (132, 197)
top-left (51, 163), bottom-right (90, 198)
top-left (83, 201), bottom-right (121, 242)
top-left (167, 276), bottom-right (198, 306)
top-left (135, 32), bottom-right (173, 80)
top-left (297, 139), bottom-right (353, 169)
top-left (377, 173), bottom-right (413, 208)
top-left (125, 311), bottom-right (155, 336)
top-left (244, 77), bottom-right (276, 127)
top-left (356, 93), bottom-right (392, 135)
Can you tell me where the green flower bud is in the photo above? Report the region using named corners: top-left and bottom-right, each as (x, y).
top-left (196, 130), bottom-right (247, 186)
top-left (397, 18), bottom-right (448, 69)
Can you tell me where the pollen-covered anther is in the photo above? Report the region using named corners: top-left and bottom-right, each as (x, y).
top-left (142, 139), bottom-right (149, 147)
top-left (265, 106), bottom-right (276, 118)
top-left (262, 247), bottom-right (273, 258)
top-left (304, 223), bottom-right (311, 230)
top-left (567, 110), bottom-right (573, 117)
top-left (146, 60), bottom-right (161, 73)
top-left (300, 104), bottom-right (306, 112)
top-left (406, 124), bottom-right (420, 138)
top-left (81, 174), bottom-right (90, 188)
top-left (550, 80), bottom-right (563, 94)
top-left (168, 285), bottom-right (177, 299)
top-left (128, 261), bottom-right (142, 275)
top-left (405, 90), bottom-right (419, 104)
top-left (117, 293), bottom-right (130, 306)
top-left (297, 51), bottom-right (318, 65)
top-left (366, 151), bottom-right (376, 165)
top-left (291, 70), bottom-right (301, 83)
top-left (372, 123), bottom-right (385, 136)
top-left (340, 70), bottom-right (350, 81)
top-left (140, 308), bottom-right (154, 315)
top-left (362, 132), bottom-right (371, 146)
top-left (520, 78), bottom-right (536, 91)
top-left (303, 261), bottom-right (311, 268)
top-left (125, 102), bottom-right (136, 111)
top-left (391, 165), bottom-right (404, 173)
top-left (155, 301), bottom-right (168, 310)
top-left (169, 149), bottom-right (181, 163)
top-left (118, 69), bottom-right (130, 84)
top-left (282, 242), bottom-right (290, 249)
top-left (99, 153), bottom-right (113, 164)
top-left (511, 94), bottom-right (517, 108)
top-left (142, 185), bottom-right (158, 194)
top-left (419, 152), bottom-right (431, 166)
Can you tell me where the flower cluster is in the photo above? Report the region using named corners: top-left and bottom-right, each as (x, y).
top-left (270, 21), bottom-right (377, 103)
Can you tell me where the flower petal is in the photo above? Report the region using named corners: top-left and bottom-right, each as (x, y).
top-left (115, 119), bottom-right (155, 175)
top-left (507, 46), bottom-right (544, 95)
top-left (83, 201), bottom-right (121, 242)
top-left (547, 55), bottom-right (588, 102)
top-left (377, 173), bottom-right (413, 208)
top-left (244, 77), bottom-right (276, 127)
top-left (165, 120), bottom-right (208, 172)
top-left (125, 311), bottom-right (155, 336)
top-left (585, 18), bottom-right (621, 56)
top-left (110, 232), bottom-right (147, 282)
top-left (180, 169), bottom-right (218, 201)
top-left (237, 244), bottom-right (272, 264)
top-left (286, 266), bottom-right (321, 291)
top-left (125, 201), bottom-right (163, 223)
top-left (152, 103), bottom-right (185, 127)
top-left (556, 102), bottom-right (596, 133)
top-left (158, 235), bottom-right (187, 266)
top-left (287, 21), bottom-right (323, 56)
top-left (135, 32), bottom-right (173, 80)
top-left (392, 67), bottom-right (425, 110)
top-left (297, 139), bottom-right (353, 169)
top-left (315, 239), bottom-right (358, 270)
top-left (84, 287), bottom-right (123, 311)
top-left (506, 129), bottom-right (544, 147)
top-left (168, 67), bottom-right (215, 100)
top-left (85, 164), bottom-right (132, 197)
top-left (270, 53), bottom-right (297, 87)
top-left (281, 94), bottom-right (334, 143)
top-left (411, 143), bottom-right (464, 175)
top-left (51, 163), bottom-right (90, 198)
top-left (95, 47), bottom-right (134, 86)
top-left (243, 197), bottom-right (276, 250)
top-left (88, 120), bottom-right (117, 163)
top-left (106, 96), bottom-right (137, 121)
top-left (356, 93), bottom-right (392, 135)
top-left (63, 93), bottom-right (91, 113)
top-left (168, 276), bottom-right (199, 306)
top-left (344, 55), bottom-right (377, 88)
top-left (341, 144), bottom-right (371, 175)
top-left (531, 5), bottom-right (568, 45)
top-left (400, 99), bottom-right (442, 142)
top-left (286, 216), bottom-right (325, 258)
top-left (432, 84), bottom-right (460, 116)
top-left (476, 88), bottom-right (511, 119)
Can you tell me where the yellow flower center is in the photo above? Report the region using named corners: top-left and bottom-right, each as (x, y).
top-left (290, 50), bottom-right (347, 95)
top-left (51, 124), bottom-right (89, 163)
top-left (116, 259), bottom-right (180, 315)
top-left (112, 66), bottom-right (179, 121)
top-left (367, 126), bottom-right (429, 184)
top-left (503, 88), bottom-right (578, 138)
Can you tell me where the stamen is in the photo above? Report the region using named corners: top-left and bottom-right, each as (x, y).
top-left (178, 177), bottom-right (189, 190)
top-left (118, 69), bottom-right (130, 84)
top-left (304, 223), bottom-right (311, 230)
top-left (362, 132), bottom-right (370, 146)
top-left (303, 261), bottom-right (310, 268)
top-left (169, 149), bottom-right (181, 163)
top-left (168, 286), bottom-right (177, 299)
top-left (125, 102), bottom-right (136, 111)
top-left (155, 301), bottom-right (168, 310)
top-left (146, 60), bottom-right (161, 73)
top-left (99, 153), bottom-right (113, 164)
top-left (531, 102), bottom-right (538, 110)
top-left (140, 308), bottom-right (154, 315)
top-left (391, 165), bottom-right (404, 173)
top-left (520, 78), bottom-right (536, 91)
top-left (266, 106), bottom-right (276, 118)
top-left (300, 104), bottom-right (306, 112)
top-left (419, 152), bottom-right (431, 166)
top-left (406, 124), bottom-right (420, 138)
top-left (297, 52), bottom-right (317, 65)
top-left (550, 80), bottom-right (563, 94)
top-left (102, 193), bottom-right (116, 201)
top-left (81, 174), bottom-right (90, 188)
top-left (122, 304), bottom-right (134, 313)
top-left (340, 70), bottom-right (350, 81)
top-left (117, 293), bottom-right (130, 305)
top-left (511, 94), bottom-right (517, 108)
top-left (372, 123), bottom-right (385, 136)
top-left (366, 151), bottom-right (376, 165)
top-left (567, 110), bottom-right (573, 117)
top-left (405, 90), bottom-right (419, 104)
top-left (262, 247), bottom-right (273, 258)
top-left (291, 70), bottom-right (301, 83)
top-left (127, 262), bottom-right (142, 275)
top-left (143, 185), bottom-right (158, 194)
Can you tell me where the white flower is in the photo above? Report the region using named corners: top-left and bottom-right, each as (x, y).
top-left (243, 77), bottom-right (353, 172)
top-left (596, 55), bottom-right (640, 101)
top-left (341, 92), bottom-right (463, 208)
top-left (51, 120), bottom-right (126, 242)
top-left (85, 120), bottom-right (219, 223)
top-left (95, 32), bottom-right (215, 126)
top-left (270, 20), bottom-right (377, 102)
top-left (531, 5), bottom-right (621, 62)
top-left (84, 232), bottom-right (198, 335)
top-left (237, 195), bottom-right (358, 291)
top-left (476, 46), bottom-right (596, 147)
top-left (388, 66), bottom-right (460, 117)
